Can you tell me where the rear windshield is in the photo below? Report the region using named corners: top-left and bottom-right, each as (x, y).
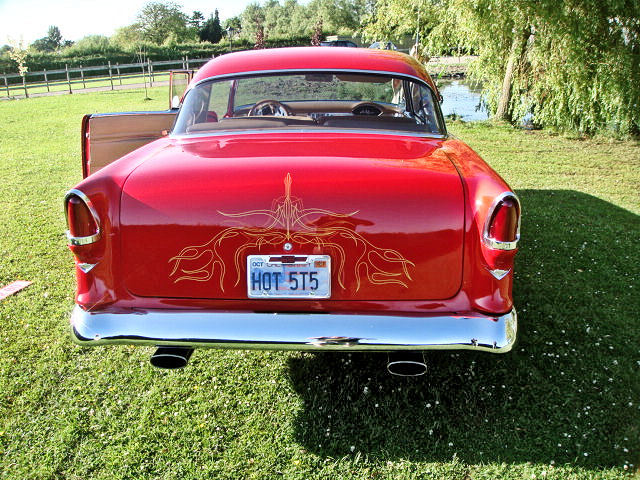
top-left (173, 72), bottom-right (444, 135)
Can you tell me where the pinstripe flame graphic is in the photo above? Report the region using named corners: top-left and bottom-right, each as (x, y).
top-left (169, 173), bottom-right (414, 292)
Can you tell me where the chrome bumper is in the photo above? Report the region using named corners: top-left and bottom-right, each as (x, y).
top-left (70, 306), bottom-right (517, 353)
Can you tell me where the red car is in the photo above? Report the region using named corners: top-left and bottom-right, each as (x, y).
top-left (66, 47), bottom-right (519, 376)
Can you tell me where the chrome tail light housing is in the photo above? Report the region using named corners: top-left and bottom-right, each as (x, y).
top-left (64, 189), bottom-right (101, 246)
top-left (483, 192), bottom-right (521, 251)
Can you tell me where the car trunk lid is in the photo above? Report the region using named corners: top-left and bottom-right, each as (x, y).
top-left (120, 133), bottom-right (464, 301)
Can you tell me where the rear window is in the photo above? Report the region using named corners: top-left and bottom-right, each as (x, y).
top-left (173, 72), bottom-right (444, 135)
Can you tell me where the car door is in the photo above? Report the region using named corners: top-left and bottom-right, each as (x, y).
top-left (80, 70), bottom-right (194, 178)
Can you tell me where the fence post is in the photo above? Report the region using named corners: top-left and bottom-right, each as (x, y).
top-left (3, 73), bottom-right (9, 98)
top-left (182, 56), bottom-right (185, 69)
top-left (65, 64), bottom-right (72, 94)
top-left (108, 61), bottom-right (114, 90)
top-left (148, 59), bottom-right (153, 87)
top-left (80, 65), bottom-right (86, 89)
top-left (43, 68), bottom-right (50, 92)
top-left (186, 55), bottom-right (190, 69)
top-left (116, 63), bottom-right (122, 85)
top-left (22, 74), bottom-right (28, 98)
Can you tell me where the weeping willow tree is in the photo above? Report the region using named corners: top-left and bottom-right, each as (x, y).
top-left (361, 0), bottom-right (443, 43)
top-left (365, 0), bottom-right (640, 136)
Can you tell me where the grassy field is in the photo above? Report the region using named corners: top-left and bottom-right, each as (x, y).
top-left (2, 73), bottom-right (171, 99)
top-left (0, 87), bottom-right (638, 479)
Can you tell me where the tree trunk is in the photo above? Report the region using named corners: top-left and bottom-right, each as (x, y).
top-left (495, 29), bottom-right (530, 122)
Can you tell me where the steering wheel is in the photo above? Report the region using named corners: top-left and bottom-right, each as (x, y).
top-left (352, 102), bottom-right (384, 116)
top-left (249, 100), bottom-right (291, 117)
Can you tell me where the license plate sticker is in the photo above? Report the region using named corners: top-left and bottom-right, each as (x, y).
top-left (247, 255), bottom-right (331, 299)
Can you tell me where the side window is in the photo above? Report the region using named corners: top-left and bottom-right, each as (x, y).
top-left (173, 83), bottom-right (213, 133)
top-left (409, 83), bottom-right (441, 133)
top-left (208, 80), bottom-right (233, 120)
top-left (170, 71), bottom-right (193, 109)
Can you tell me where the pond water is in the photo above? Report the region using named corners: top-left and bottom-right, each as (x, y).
top-left (436, 79), bottom-right (489, 122)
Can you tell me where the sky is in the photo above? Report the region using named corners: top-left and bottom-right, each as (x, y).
top-left (0, 0), bottom-right (257, 45)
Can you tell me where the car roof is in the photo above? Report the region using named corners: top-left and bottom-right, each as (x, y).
top-left (190, 46), bottom-right (437, 92)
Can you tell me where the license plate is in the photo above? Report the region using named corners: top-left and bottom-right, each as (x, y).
top-left (247, 255), bottom-right (331, 299)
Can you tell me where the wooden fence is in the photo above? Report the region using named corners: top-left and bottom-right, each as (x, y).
top-left (1, 56), bottom-right (210, 98)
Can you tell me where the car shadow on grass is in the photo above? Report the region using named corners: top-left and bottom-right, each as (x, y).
top-left (287, 190), bottom-right (639, 469)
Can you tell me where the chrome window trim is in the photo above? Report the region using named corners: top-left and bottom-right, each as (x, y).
top-left (171, 128), bottom-right (447, 140)
top-left (192, 68), bottom-right (432, 91)
top-left (64, 189), bottom-right (101, 246)
top-left (87, 111), bottom-right (176, 117)
top-left (482, 191), bottom-right (521, 251)
top-left (173, 68), bottom-right (447, 137)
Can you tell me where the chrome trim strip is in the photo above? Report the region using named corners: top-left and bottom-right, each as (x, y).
top-left (482, 191), bottom-right (521, 251)
top-left (192, 68), bottom-right (431, 90)
top-left (70, 306), bottom-right (517, 353)
top-left (64, 189), bottom-right (101, 246)
top-left (171, 128), bottom-right (447, 141)
top-left (485, 238), bottom-right (518, 251)
top-left (86, 111), bottom-right (176, 117)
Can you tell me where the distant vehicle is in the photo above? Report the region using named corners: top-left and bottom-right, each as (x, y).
top-left (320, 40), bottom-right (358, 48)
top-left (369, 41), bottom-right (398, 50)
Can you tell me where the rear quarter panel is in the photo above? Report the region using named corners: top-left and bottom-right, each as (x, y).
top-left (442, 138), bottom-right (518, 314)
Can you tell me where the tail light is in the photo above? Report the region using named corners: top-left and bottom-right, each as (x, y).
top-left (65, 190), bottom-right (100, 245)
top-left (483, 193), bottom-right (520, 250)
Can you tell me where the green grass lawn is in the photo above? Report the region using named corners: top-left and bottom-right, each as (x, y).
top-left (3, 72), bottom-right (170, 98)
top-left (0, 88), bottom-right (638, 479)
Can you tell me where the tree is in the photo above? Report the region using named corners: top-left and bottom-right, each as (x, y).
top-left (311, 18), bottom-right (324, 45)
top-left (31, 25), bottom-right (64, 52)
top-left (223, 16), bottom-right (242, 33)
top-left (110, 25), bottom-right (143, 47)
top-left (190, 10), bottom-right (205, 30)
top-left (48, 26), bottom-right (62, 47)
top-left (307, 0), bottom-right (368, 35)
top-left (254, 25), bottom-right (266, 49)
top-left (366, 0), bottom-right (640, 136)
top-left (241, 3), bottom-right (265, 40)
top-left (362, 0), bottom-right (439, 45)
top-left (199, 10), bottom-right (224, 43)
top-left (263, 0), bottom-right (285, 35)
top-left (439, 0), bottom-right (640, 135)
top-left (8, 38), bottom-right (28, 77)
top-left (135, 1), bottom-right (189, 44)
top-left (67, 35), bottom-right (110, 54)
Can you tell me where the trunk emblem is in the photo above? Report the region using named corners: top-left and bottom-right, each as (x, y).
top-left (169, 173), bottom-right (414, 291)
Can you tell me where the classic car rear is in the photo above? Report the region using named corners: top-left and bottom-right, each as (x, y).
top-left (66, 47), bottom-right (519, 374)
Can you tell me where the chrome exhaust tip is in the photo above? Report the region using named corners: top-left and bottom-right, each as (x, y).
top-left (387, 352), bottom-right (427, 377)
top-left (150, 347), bottom-right (194, 369)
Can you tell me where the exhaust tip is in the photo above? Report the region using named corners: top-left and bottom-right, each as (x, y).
top-left (150, 347), bottom-right (193, 369)
top-left (387, 352), bottom-right (427, 376)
